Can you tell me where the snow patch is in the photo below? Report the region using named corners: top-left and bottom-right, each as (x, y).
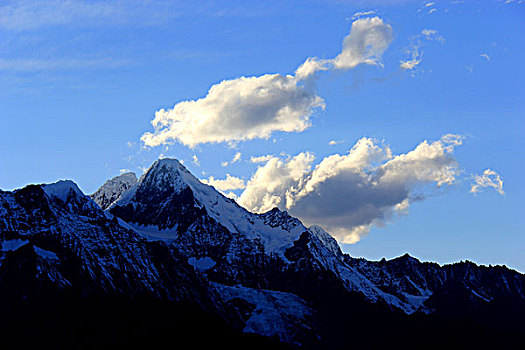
top-left (43, 180), bottom-right (84, 202)
top-left (1, 239), bottom-right (29, 251)
top-left (34, 246), bottom-right (59, 260)
top-left (308, 225), bottom-right (342, 258)
top-left (213, 283), bottom-right (314, 345)
top-left (118, 219), bottom-right (179, 242)
top-left (188, 257), bottom-right (216, 272)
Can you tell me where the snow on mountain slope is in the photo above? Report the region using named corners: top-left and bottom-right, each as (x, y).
top-left (345, 254), bottom-right (525, 314)
top-left (43, 180), bottom-right (100, 214)
top-left (0, 182), bottom-right (217, 306)
top-left (212, 282), bottom-right (317, 345)
top-left (0, 180), bottom-right (321, 345)
top-left (109, 158), bottom-right (307, 256)
top-left (90, 172), bottom-right (137, 210)
top-left (102, 159), bottom-right (477, 314)
top-left (284, 226), bottom-right (425, 313)
top-left (43, 180), bottom-right (84, 202)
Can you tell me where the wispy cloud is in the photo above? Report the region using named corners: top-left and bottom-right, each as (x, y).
top-left (480, 53), bottom-right (490, 61)
top-left (231, 152), bottom-right (242, 164)
top-left (0, 0), bottom-right (126, 31)
top-left (417, 1), bottom-right (438, 15)
top-left (192, 155), bottom-right (200, 166)
top-left (470, 169), bottom-right (504, 195)
top-left (0, 0), bottom-right (282, 32)
top-left (250, 155), bottom-right (273, 163)
top-left (0, 57), bottom-right (131, 72)
top-left (351, 10), bottom-right (376, 20)
top-left (400, 29), bottom-right (445, 73)
top-left (328, 140), bottom-right (344, 146)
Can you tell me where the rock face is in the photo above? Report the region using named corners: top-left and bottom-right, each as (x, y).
top-left (1, 158), bottom-right (524, 348)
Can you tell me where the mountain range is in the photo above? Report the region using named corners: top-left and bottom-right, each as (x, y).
top-left (1, 158), bottom-right (523, 349)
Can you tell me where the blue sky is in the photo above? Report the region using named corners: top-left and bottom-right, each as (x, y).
top-left (1, 0), bottom-right (524, 271)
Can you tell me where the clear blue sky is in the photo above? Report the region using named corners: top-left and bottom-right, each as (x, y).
top-left (1, 1), bottom-right (524, 271)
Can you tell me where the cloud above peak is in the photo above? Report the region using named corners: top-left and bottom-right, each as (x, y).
top-left (238, 134), bottom-right (463, 244)
top-left (141, 74), bottom-right (325, 148)
top-left (141, 17), bottom-right (394, 148)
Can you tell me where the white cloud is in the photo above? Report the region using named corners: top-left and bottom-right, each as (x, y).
top-left (328, 140), bottom-right (344, 146)
top-left (294, 57), bottom-right (332, 80)
top-left (332, 17), bottom-right (393, 70)
top-left (470, 169), bottom-right (504, 195)
top-left (239, 135), bottom-right (463, 244)
top-left (202, 174), bottom-right (246, 192)
top-left (239, 152), bottom-right (315, 213)
top-left (351, 10), bottom-right (377, 20)
top-left (223, 191), bottom-right (239, 201)
top-left (480, 53), bottom-right (490, 61)
top-left (296, 17), bottom-right (394, 79)
top-left (250, 155), bottom-right (273, 163)
top-left (192, 155), bottom-right (200, 166)
top-left (221, 161), bottom-right (229, 167)
top-left (141, 74), bottom-right (325, 148)
top-left (232, 152), bottom-right (242, 164)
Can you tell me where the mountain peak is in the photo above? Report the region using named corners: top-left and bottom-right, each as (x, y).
top-left (117, 172), bottom-right (137, 182)
top-left (141, 157), bottom-right (199, 193)
top-left (42, 180), bottom-right (99, 213)
top-left (108, 157), bottom-right (207, 231)
top-left (392, 253), bottom-right (420, 264)
top-left (150, 158), bottom-right (190, 177)
top-left (91, 172), bottom-right (137, 210)
top-left (153, 157), bottom-right (184, 167)
top-left (107, 158), bottom-right (311, 255)
top-left (43, 180), bottom-right (84, 202)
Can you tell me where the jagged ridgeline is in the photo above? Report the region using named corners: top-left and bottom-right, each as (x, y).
top-left (1, 158), bottom-right (524, 349)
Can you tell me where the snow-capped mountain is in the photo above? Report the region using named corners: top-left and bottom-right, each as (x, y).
top-left (109, 159), bottom-right (306, 255)
top-left (1, 158), bottom-right (524, 348)
top-left (90, 172), bottom-right (137, 210)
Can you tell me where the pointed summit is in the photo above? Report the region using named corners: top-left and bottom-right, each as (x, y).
top-left (391, 252), bottom-right (420, 265)
top-left (137, 158), bottom-right (198, 195)
top-left (108, 158), bottom-right (310, 255)
top-left (108, 157), bottom-right (210, 231)
top-left (91, 172), bottom-right (137, 210)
